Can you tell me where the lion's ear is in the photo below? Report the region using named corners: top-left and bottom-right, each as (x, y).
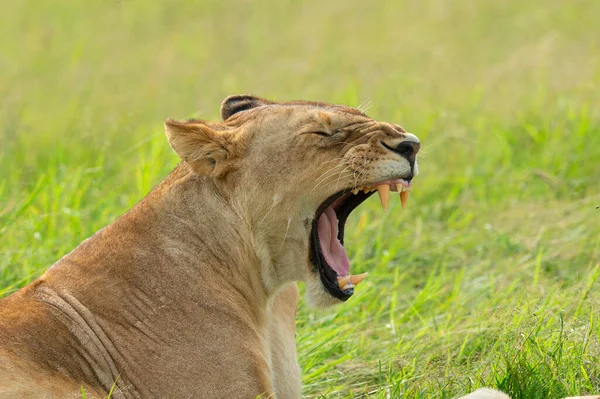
top-left (164, 119), bottom-right (230, 175)
top-left (220, 94), bottom-right (272, 121)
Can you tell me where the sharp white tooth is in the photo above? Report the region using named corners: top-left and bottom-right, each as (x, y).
top-left (349, 272), bottom-right (368, 286)
top-left (376, 184), bottom-right (390, 211)
top-left (352, 188), bottom-right (359, 195)
top-left (400, 191), bottom-right (409, 209)
top-left (337, 276), bottom-right (351, 290)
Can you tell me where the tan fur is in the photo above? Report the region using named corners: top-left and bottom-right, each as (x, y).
top-left (0, 94), bottom-right (407, 398)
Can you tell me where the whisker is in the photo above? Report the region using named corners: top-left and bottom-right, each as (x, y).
top-left (279, 216), bottom-right (292, 249)
top-left (258, 197), bottom-right (279, 227)
top-left (349, 156), bottom-right (363, 169)
top-left (353, 166), bottom-right (365, 189)
top-left (330, 172), bottom-right (355, 192)
top-left (352, 155), bottom-right (369, 189)
top-left (357, 98), bottom-right (373, 113)
top-left (313, 172), bottom-right (344, 192)
top-left (334, 165), bottom-right (353, 190)
top-left (312, 170), bottom-right (354, 192)
top-left (314, 163), bottom-right (346, 186)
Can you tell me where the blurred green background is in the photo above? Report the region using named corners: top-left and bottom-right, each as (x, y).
top-left (1, 1), bottom-right (599, 398)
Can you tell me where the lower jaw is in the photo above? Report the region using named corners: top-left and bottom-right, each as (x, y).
top-left (310, 219), bottom-right (353, 301)
top-left (310, 190), bottom-right (376, 301)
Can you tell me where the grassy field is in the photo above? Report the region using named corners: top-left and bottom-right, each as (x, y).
top-left (1, 0), bottom-right (599, 398)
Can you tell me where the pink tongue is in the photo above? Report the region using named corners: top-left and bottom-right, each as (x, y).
top-left (317, 206), bottom-right (350, 277)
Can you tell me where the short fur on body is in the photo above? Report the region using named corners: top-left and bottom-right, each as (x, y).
top-left (0, 95), bottom-right (595, 399)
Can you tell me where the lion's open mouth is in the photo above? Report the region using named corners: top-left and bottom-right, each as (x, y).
top-left (310, 178), bottom-right (413, 301)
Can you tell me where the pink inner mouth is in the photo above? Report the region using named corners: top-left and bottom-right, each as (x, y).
top-left (315, 178), bottom-right (412, 282)
top-left (317, 205), bottom-right (350, 277)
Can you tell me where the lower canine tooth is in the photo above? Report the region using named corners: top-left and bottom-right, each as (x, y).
top-left (337, 276), bottom-right (351, 289)
top-left (400, 191), bottom-right (409, 209)
top-left (349, 272), bottom-right (368, 286)
top-left (376, 184), bottom-right (390, 211)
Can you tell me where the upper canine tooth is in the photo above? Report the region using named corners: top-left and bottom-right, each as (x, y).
top-left (349, 272), bottom-right (368, 286)
top-left (351, 188), bottom-right (359, 195)
top-left (376, 184), bottom-right (390, 211)
top-left (337, 276), bottom-right (351, 290)
top-left (400, 191), bottom-right (409, 209)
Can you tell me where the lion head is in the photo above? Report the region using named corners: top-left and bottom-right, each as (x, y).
top-left (165, 95), bottom-right (420, 307)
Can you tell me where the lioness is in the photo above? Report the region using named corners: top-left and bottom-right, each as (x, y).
top-left (0, 95), bottom-right (419, 398)
top-left (1, 95), bottom-right (595, 399)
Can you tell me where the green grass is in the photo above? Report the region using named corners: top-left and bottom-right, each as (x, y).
top-left (1, 0), bottom-right (599, 398)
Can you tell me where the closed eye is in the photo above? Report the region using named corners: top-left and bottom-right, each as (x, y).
top-left (311, 129), bottom-right (344, 137)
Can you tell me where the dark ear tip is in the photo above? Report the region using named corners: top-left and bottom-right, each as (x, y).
top-left (221, 94), bottom-right (257, 104)
top-left (220, 94), bottom-right (270, 120)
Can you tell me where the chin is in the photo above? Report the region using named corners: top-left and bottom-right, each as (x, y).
top-left (304, 274), bottom-right (346, 308)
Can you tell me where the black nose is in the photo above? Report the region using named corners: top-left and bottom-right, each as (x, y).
top-left (395, 141), bottom-right (420, 159)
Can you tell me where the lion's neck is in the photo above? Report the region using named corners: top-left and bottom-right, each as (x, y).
top-left (145, 163), bottom-right (271, 307)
